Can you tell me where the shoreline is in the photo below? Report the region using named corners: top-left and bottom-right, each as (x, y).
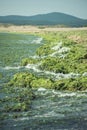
top-left (0, 25), bottom-right (87, 33)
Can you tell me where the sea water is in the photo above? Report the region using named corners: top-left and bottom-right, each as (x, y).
top-left (0, 33), bottom-right (87, 130)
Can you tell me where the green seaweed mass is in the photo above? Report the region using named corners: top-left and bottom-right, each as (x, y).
top-left (36, 32), bottom-right (87, 74)
top-left (1, 88), bottom-right (34, 112)
top-left (53, 76), bottom-right (87, 91)
top-left (7, 31), bottom-right (87, 92)
top-left (20, 58), bottom-right (40, 66)
top-left (39, 57), bottom-right (69, 73)
top-left (8, 72), bottom-right (36, 87)
top-left (7, 72), bottom-right (53, 89)
top-left (8, 71), bottom-right (87, 91)
top-left (0, 72), bottom-right (35, 115)
top-left (39, 46), bottom-right (87, 74)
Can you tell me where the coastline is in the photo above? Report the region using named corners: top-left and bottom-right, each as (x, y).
top-left (0, 25), bottom-right (87, 33)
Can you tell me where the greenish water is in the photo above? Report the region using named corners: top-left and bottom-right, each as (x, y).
top-left (0, 33), bottom-right (41, 66)
top-left (0, 33), bottom-right (42, 83)
top-left (0, 32), bottom-right (87, 130)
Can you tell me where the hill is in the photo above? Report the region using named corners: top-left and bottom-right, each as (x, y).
top-left (0, 12), bottom-right (87, 27)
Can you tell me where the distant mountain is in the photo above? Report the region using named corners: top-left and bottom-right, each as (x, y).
top-left (0, 12), bottom-right (87, 27)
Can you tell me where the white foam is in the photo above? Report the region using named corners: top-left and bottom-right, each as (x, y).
top-left (30, 55), bottom-right (47, 59)
top-left (44, 70), bottom-right (56, 76)
top-left (15, 117), bottom-right (29, 121)
top-left (52, 90), bottom-right (75, 97)
top-left (49, 51), bottom-right (58, 57)
top-left (82, 72), bottom-right (87, 77)
top-left (31, 37), bottom-right (43, 44)
top-left (25, 63), bottom-right (81, 80)
top-left (55, 73), bottom-right (80, 80)
top-left (50, 41), bottom-right (70, 58)
top-left (58, 93), bottom-right (76, 97)
top-left (58, 47), bottom-right (70, 53)
top-left (38, 87), bottom-right (47, 92)
top-left (30, 55), bottom-right (40, 59)
top-left (52, 42), bottom-right (62, 50)
top-left (25, 63), bottom-right (42, 73)
top-left (3, 66), bottom-right (21, 70)
top-left (52, 90), bottom-right (87, 97)
top-left (34, 111), bottom-right (65, 118)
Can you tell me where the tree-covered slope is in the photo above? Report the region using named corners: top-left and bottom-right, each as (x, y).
top-left (0, 12), bottom-right (87, 27)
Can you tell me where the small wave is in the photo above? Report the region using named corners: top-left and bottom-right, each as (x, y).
top-left (55, 72), bottom-right (80, 80)
top-left (51, 90), bottom-right (77, 97)
top-left (38, 87), bottom-right (47, 92)
top-left (1, 66), bottom-right (21, 70)
top-left (25, 63), bottom-right (87, 80)
top-left (30, 55), bottom-right (40, 59)
top-left (33, 111), bottom-right (65, 118)
top-left (25, 63), bottom-right (42, 73)
top-left (31, 38), bottom-right (43, 44)
top-left (18, 117), bottom-right (29, 121)
top-left (44, 72), bottom-right (80, 80)
top-left (14, 117), bottom-right (29, 121)
top-left (1, 63), bottom-right (86, 81)
top-left (58, 92), bottom-right (76, 97)
top-left (52, 90), bottom-right (87, 97)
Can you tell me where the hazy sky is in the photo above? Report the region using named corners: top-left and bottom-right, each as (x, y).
top-left (0, 0), bottom-right (87, 19)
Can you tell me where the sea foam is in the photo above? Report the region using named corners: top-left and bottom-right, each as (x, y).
top-left (31, 38), bottom-right (43, 44)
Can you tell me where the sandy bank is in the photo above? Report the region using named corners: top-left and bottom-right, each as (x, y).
top-left (0, 25), bottom-right (87, 33)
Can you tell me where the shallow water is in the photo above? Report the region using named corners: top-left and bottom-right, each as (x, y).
top-left (0, 33), bottom-right (87, 130)
top-left (0, 33), bottom-right (43, 67)
top-left (1, 89), bottom-right (87, 130)
top-left (0, 32), bottom-right (43, 83)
